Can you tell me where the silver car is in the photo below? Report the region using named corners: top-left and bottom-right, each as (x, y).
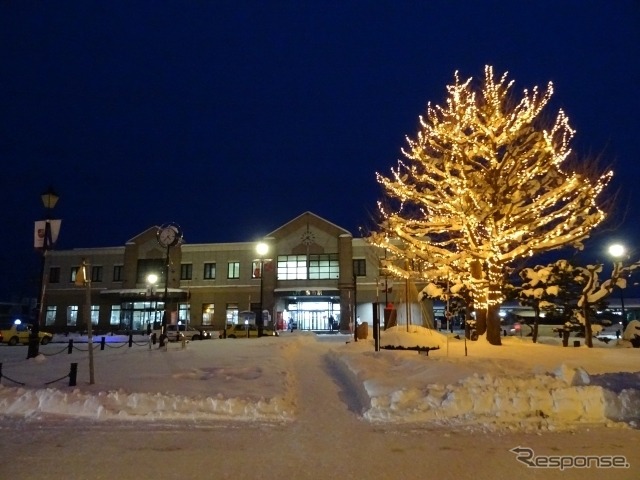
top-left (163, 324), bottom-right (211, 342)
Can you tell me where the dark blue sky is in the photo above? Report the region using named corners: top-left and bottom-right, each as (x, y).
top-left (1, 1), bottom-right (639, 299)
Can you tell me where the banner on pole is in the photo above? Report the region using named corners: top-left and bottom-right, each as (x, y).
top-left (34, 220), bottom-right (62, 248)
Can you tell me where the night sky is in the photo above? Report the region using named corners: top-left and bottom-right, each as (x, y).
top-left (1, 1), bottom-right (639, 300)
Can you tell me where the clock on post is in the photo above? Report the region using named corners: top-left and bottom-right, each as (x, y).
top-left (157, 223), bottom-right (183, 248)
top-left (156, 223), bottom-right (183, 347)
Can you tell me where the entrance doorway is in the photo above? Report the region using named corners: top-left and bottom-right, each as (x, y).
top-left (286, 299), bottom-right (340, 331)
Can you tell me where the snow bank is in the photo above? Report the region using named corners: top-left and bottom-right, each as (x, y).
top-left (0, 385), bottom-right (294, 422)
top-left (1, 331), bottom-right (639, 432)
top-left (336, 327), bottom-right (640, 431)
top-left (358, 364), bottom-right (620, 430)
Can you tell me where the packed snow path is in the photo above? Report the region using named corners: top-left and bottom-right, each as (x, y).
top-left (284, 337), bottom-right (369, 457)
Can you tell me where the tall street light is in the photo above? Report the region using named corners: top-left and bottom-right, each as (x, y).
top-left (256, 242), bottom-right (269, 337)
top-left (146, 273), bottom-right (158, 335)
top-left (608, 243), bottom-right (627, 330)
top-left (30, 187), bottom-right (60, 359)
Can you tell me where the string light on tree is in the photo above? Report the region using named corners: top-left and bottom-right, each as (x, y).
top-left (369, 66), bottom-right (612, 346)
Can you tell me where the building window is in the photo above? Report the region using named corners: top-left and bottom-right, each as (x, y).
top-left (67, 305), bottom-right (78, 326)
top-left (91, 266), bottom-right (103, 282)
top-left (49, 267), bottom-right (60, 283)
top-left (45, 306), bottom-right (57, 326)
top-left (227, 262), bottom-right (240, 279)
top-left (252, 261), bottom-right (262, 279)
top-left (70, 267), bottom-right (79, 283)
top-left (309, 254), bottom-right (339, 280)
top-left (181, 263), bottom-right (193, 280)
top-left (353, 259), bottom-right (367, 277)
top-left (110, 305), bottom-right (121, 326)
top-left (91, 305), bottom-right (99, 325)
top-left (178, 303), bottom-right (190, 323)
top-left (113, 265), bottom-right (123, 282)
top-left (204, 262), bottom-right (216, 280)
top-left (136, 259), bottom-right (164, 284)
top-left (202, 303), bottom-right (214, 326)
top-left (277, 255), bottom-right (307, 280)
top-left (226, 303), bottom-right (239, 325)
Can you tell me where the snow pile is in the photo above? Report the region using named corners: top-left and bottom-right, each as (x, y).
top-left (356, 362), bottom-right (622, 429)
top-left (0, 328), bottom-right (639, 432)
top-left (338, 326), bottom-right (640, 431)
top-left (0, 386), bottom-right (293, 422)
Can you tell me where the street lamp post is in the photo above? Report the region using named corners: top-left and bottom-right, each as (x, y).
top-left (146, 274), bottom-right (158, 335)
top-left (30, 187), bottom-right (60, 359)
top-left (608, 243), bottom-right (627, 330)
top-left (256, 242), bottom-right (269, 337)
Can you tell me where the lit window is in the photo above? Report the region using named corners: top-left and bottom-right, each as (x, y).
top-left (45, 306), bottom-right (57, 326)
top-left (277, 255), bottom-right (307, 280)
top-left (67, 305), bottom-right (78, 326)
top-left (110, 305), bottom-right (121, 326)
top-left (309, 254), bottom-right (339, 279)
top-left (226, 303), bottom-right (239, 324)
top-left (227, 262), bottom-right (240, 279)
top-left (202, 303), bottom-right (214, 326)
top-left (91, 305), bottom-right (99, 325)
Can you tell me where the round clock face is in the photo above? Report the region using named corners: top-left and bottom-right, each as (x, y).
top-left (158, 226), bottom-right (179, 247)
top-left (300, 229), bottom-right (315, 245)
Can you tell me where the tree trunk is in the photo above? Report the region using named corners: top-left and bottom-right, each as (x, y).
top-left (475, 309), bottom-right (487, 335)
top-left (583, 304), bottom-right (593, 348)
top-left (532, 304), bottom-right (540, 343)
top-left (486, 305), bottom-right (502, 345)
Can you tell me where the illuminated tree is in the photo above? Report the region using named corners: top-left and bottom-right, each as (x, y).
top-left (370, 66), bottom-right (612, 345)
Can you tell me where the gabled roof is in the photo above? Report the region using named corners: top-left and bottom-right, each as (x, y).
top-left (267, 211), bottom-right (351, 238)
top-left (125, 226), bottom-right (159, 245)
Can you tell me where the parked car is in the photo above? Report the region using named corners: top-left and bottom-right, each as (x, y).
top-left (153, 324), bottom-right (211, 342)
top-left (225, 323), bottom-right (278, 338)
top-left (0, 322), bottom-right (53, 346)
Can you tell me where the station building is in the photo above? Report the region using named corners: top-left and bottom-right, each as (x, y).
top-left (40, 212), bottom-right (392, 334)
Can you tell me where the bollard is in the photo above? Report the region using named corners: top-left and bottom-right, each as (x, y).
top-left (68, 339), bottom-right (73, 354)
top-left (101, 337), bottom-right (106, 350)
top-left (181, 334), bottom-right (186, 350)
top-left (69, 363), bottom-right (78, 386)
top-left (128, 334), bottom-right (133, 348)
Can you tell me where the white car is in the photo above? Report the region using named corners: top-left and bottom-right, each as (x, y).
top-left (154, 325), bottom-right (211, 342)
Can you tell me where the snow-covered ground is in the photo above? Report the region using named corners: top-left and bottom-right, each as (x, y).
top-left (1, 326), bottom-right (639, 433)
